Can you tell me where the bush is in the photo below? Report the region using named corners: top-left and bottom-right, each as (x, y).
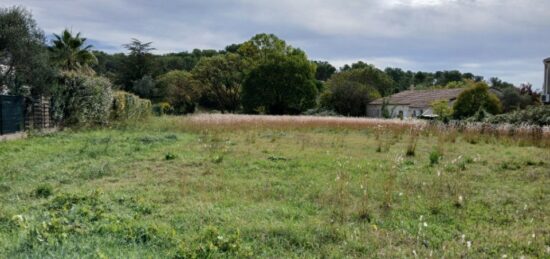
top-left (52, 72), bottom-right (113, 126)
top-left (321, 81), bottom-right (381, 117)
top-left (429, 150), bottom-right (442, 166)
top-left (112, 91), bottom-right (152, 121)
top-left (485, 105), bottom-right (550, 126)
top-left (33, 184), bottom-right (53, 198)
top-left (453, 82), bottom-right (502, 119)
top-left (152, 102), bottom-right (173, 116)
top-left (155, 70), bottom-right (198, 114)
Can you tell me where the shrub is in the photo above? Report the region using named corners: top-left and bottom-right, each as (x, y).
top-left (52, 72), bottom-right (113, 126)
top-left (112, 91), bottom-right (152, 121)
top-left (485, 105), bottom-right (550, 126)
top-left (155, 70), bottom-right (198, 114)
top-left (33, 184), bottom-right (53, 198)
top-left (431, 99), bottom-right (453, 121)
top-left (429, 150), bottom-right (442, 166)
top-left (453, 82), bottom-right (502, 119)
top-left (320, 80), bottom-right (381, 117)
top-left (152, 102), bottom-right (173, 116)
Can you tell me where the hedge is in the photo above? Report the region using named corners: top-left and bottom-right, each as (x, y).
top-left (112, 91), bottom-right (152, 120)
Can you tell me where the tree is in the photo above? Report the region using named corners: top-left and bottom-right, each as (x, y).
top-left (192, 53), bottom-right (245, 113)
top-left (242, 55), bottom-right (318, 115)
top-left (156, 70), bottom-right (198, 114)
top-left (385, 67), bottom-right (414, 93)
top-left (120, 39), bottom-right (155, 90)
top-left (340, 61), bottom-right (371, 72)
top-left (489, 77), bottom-right (515, 90)
top-left (453, 82), bottom-right (502, 119)
top-left (327, 65), bottom-right (394, 97)
top-left (431, 99), bottom-right (453, 121)
top-left (132, 75), bottom-right (155, 99)
top-left (320, 79), bottom-right (380, 117)
top-left (313, 61), bottom-right (336, 81)
top-left (0, 6), bottom-right (53, 95)
top-left (50, 29), bottom-right (97, 72)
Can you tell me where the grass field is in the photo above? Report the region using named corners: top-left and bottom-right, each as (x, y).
top-left (0, 116), bottom-right (549, 258)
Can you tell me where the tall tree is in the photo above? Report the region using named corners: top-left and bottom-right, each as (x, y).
top-left (313, 61), bottom-right (336, 81)
top-left (50, 29), bottom-right (97, 72)
top-left (120, 38), bottom-right (155, 90)
top-left (0, 6), bottom-right (53, 95)
top-left (156, 70), bottom-right (198, 114)
top-left (192, 53), bottom-right (246, 113)
top-left (242, 55), bottom-right (318, 115)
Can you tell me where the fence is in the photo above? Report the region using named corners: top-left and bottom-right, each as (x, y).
top-left (0, 95), bottom-right (53, 136)
top-left (0, 95), bottom-right (25, 135)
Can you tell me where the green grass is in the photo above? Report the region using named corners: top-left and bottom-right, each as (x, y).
top-left (0, 117), bottom-right (548, 258)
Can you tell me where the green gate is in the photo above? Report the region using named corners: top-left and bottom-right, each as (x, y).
top-left (0, 95), bottom-right (25, 135)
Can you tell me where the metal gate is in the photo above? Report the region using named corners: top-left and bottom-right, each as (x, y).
top-left (0, 95), bottom-right (25, 135)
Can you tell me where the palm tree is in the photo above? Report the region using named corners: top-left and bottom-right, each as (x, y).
top-left (50, 29), bottom-right (97, 71)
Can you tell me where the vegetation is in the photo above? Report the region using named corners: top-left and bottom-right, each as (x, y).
top-left (242, 55), bottom-right (318, 114)
top-left (453, 82), bottom-right (502, 119)
top-left (485, 105), bottom-right (550, 126)
top-left (0, 6), bottom-right (53, 96)
top-left (431, 99), bottom-right (453, 121)
top-left (52, 72), bottom-right (113, 126)
top-left (111, 91), bottom-right (152, 121)
top-left (50, 29), bottom-right (97, 73)
top-left (0, 116), bottom-right (548, 257)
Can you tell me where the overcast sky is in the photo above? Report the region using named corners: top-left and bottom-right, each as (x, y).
top-left (4, 0), bottom-right (549, 89)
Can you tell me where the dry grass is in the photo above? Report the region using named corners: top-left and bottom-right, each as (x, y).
top-left (179, 114), bottom-right (550, 147)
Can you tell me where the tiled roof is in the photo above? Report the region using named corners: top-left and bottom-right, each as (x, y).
top-left (369, 88), bottom-right (465, 108)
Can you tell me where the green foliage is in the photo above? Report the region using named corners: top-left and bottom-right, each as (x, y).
top-left (50, 29), bottom-right (97, 73)
top-left (131, 75), bottom-right (155, 99)
top-left (431, 99), bottom-right (453, 121)
top-left (111, 91), bottom-right (152, 121)
top-left (313, 61), bottom-right (336, 81)
top-left (485, 105), bottom-right (550, 126)
top-left (328, 64), bottom-right (394, 97)
top-left (237, 33), bottom-right (302, 66)
top-left (175, 227), bottom-right (253, 258)
top-left (453, 82), bottom-right (502, 119)
top-left (320, 79), bottom-right (381, 117)
top-left (52, 71), bottom-right (113, 126)
top-left (0, 6), bottom-right (54, 95)
top-left (156, 70), bottom-right (198, 114)
top-left (33, 184), bottom-right (53, 198)
top-left (119, 39), bottom-right (156, 90)
top-left (242, 55), bottom-right (318, 115)
top-left (152, 102), bottom-right (173, 116)
top-left (192, 53), bottom-right (245, 113)
top-left (429, 149), bottom-right (442, 166)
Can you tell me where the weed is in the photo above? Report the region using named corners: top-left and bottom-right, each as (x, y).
top-left (429, 149), bottom-right (442, 166)
top-left (33, 184), bottom-right (53, 198)
top-left (165, 153), bottom-right (177, 160)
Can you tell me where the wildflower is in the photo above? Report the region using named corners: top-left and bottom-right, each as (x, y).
top-left (423, 222), bottom-right (428, 227)
top-left (467, 241), bottom-right (472, 249)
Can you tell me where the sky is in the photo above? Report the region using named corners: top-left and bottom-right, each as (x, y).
top-left (3, 0), bottom-right (550, 89)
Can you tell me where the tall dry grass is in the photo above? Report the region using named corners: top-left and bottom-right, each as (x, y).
top-left (177, 114), bottom-right (550, 147)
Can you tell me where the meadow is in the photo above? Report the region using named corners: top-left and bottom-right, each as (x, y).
top-left (0, 115), bottom-right (549, 258)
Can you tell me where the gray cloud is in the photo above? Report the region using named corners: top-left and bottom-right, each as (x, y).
top-left (3, 0), bottom-right (549, 88)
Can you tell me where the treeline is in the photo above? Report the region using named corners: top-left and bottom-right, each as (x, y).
top-left (0, 6), bottom-right (543, 123)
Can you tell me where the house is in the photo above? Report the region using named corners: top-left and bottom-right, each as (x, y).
top-left (367, 88), bottom-right (466, 118)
